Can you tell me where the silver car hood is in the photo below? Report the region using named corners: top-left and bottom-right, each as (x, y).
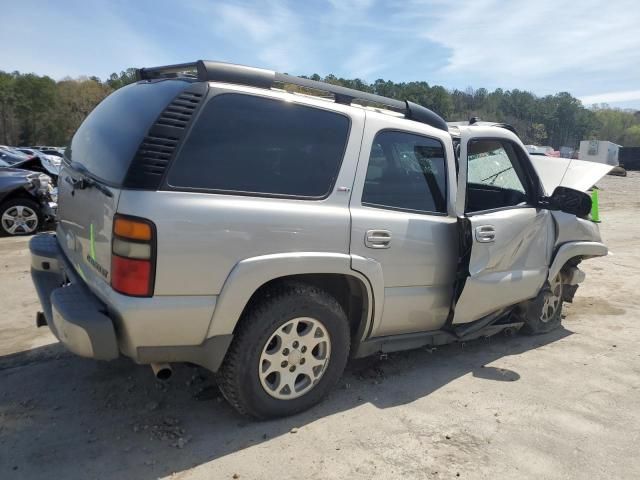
top-left (530, 156), bottom-right (614, 194)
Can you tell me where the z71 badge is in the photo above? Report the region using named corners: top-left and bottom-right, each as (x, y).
top-left (86, 254), bottom-right (108, 278)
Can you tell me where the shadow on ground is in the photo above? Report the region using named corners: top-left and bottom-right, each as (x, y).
top-left (0, 328), bottom-right (571, 479)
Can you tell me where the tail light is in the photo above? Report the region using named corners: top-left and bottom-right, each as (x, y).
top-left (111, 215), bottom-right (156, 297)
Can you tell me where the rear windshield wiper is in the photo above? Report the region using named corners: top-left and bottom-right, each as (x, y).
top-left (65, 163), bottom-right (113, 198)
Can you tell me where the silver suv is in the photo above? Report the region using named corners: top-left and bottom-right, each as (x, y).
top-left (30, 60), bottom-right (607, 418)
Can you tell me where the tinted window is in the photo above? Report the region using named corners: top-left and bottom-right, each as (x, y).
top-left (67, 80), bottom-right (189, 185)
top-left (168, 94), bottom-right (350, 197)
top-left (362, 131), bottom-right (447, 214)
top-left (466, 140), bottom-right (530, 213)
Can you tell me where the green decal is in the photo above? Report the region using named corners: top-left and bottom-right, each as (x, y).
top-left (591, 189), bottom-right (600, 223)
top-left (90, 223), bottom-right (97, 260)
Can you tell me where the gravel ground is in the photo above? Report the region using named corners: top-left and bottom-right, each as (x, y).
top-left (0, 173), bottom-right (639, 480)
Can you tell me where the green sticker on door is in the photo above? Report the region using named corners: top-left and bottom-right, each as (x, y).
top-left (90, 223), bottom-right (96, 261)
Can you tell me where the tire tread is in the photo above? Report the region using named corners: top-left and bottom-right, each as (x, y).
top-left (217, 281), bottom-right (349, 418)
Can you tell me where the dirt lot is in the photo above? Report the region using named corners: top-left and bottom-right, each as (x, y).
top-left (1, 173), bottom-right (639, 480)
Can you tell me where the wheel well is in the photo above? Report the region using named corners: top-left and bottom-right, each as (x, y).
top-left (238, 273), bottom-right (371, 348)
top-left (0, 189), bottom-right (37, 206)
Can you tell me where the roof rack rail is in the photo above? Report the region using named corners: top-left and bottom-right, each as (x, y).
top-left (135, 60), bottom-right (448, 132)
top-left (447, 118), bottom-right (519, 137)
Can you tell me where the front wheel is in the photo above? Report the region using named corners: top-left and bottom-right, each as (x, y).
top-left (521, 273), bottom-right (564, 335)
top-left (217, 283), bottom-right (350, 419)
top-left (0, 198), bottom-right (43, 236)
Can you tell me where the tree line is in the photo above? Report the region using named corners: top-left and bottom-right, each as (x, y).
top-left (1, 68), bottom-right (639, 148)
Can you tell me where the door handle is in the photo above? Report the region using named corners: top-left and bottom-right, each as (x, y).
top-left (475, 225), bottom-right (496, 243)
top-left (365, 230), bottom-right (392, 249)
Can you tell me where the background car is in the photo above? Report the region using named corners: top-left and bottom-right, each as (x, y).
top-left (0, 148), bottom-right (33, 165)
top-left (1, 151), bottom-right (60, 185)
top-left (0, 167), bottom-right (57, 236)
top-left (16, 147), bottom-right (62, 178)
top-left (33, 146), bottom-right (65, 158)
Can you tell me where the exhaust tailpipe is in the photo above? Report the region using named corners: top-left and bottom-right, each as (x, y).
top-left (151, 363), bottom-right (172, 381)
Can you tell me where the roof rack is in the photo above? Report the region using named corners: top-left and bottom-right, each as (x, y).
top-left (447, 118), bottom-right (519, 137)
top-left (135, 60), bottom-right (448, 132)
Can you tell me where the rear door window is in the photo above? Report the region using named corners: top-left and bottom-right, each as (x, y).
top-left (67, 80), bottom-right (190, 185)
top-left (361, 130), bottom-right (447, 214)
top-left (167, 94), bottom-right (350, 198)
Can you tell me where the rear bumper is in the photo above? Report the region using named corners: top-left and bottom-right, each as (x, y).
top-left (29, 233), bottom-right (232, 370)
top-left (30, 233), bottom-right (119, 360)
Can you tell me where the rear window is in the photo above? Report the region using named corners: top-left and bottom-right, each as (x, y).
top-left (67, 80), bottom-right (189, 185)
top-left (167, 94), bottom-right (350, 198)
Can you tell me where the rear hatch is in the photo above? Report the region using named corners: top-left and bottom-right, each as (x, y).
top-left (57, 79), bottom-right (196, 294)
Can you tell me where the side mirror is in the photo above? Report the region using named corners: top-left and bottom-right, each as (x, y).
top-left (547, 186), bottom-right (592, 217)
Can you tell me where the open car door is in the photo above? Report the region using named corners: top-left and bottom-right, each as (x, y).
top-left (452, 127), bottom-right (554, 325)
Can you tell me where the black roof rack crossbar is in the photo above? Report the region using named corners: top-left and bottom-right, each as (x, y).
top-left (136, 62), bottom-right (202, 81)
top-left (135, 60), bottom-right (448, 131)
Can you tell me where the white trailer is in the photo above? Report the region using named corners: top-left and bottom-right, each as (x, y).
top-left (579, 140), bottom-right (620, 166)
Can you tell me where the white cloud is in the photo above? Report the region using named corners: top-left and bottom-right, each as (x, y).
top-left (395, 0), bottom-right (640, 93)
top-left (188, 0), bottom-right (309, 73)
top-left (0, 1), bottom-right (169, 79)
top-left (327, 0), bottom-right (375, 10)
top-left (580, 89), bottom-right (640, 105)
top-left (2, 0), bottom-right (639, 107)
top-left (344, 45), bottom-right (389, 79)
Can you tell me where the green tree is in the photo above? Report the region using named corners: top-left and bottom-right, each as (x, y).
top-left (52, 77), bottom-right (112, 144)
top-left (106, 68), bottom-right (138, 90)
top-left (427, 85), bottom-right (453, 118)
top-left (0, 72), bottom-right (17, 144)
top-left (621, 125), bottom-right (640, 146)
top-left (13, 73), bottom-right (57, 145)
top-left (592, 107), bottom-right (638, 144)
top-left (0, 66), bottom-right (638, 149)
top-left (528, 123), bottom-right (548, 145)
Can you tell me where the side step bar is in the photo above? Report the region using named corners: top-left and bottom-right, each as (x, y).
top-left (353, 320), bottom-right (523, 358)
top-left (452, 308), bottom-right (510, 339)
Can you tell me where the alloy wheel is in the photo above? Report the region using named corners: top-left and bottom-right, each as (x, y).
top-left (258, 317), bottom-right (332, 400)
top-left (1, 205), bottom-right (39, 235)
top-left (540, 274), bottom-right (563, 323)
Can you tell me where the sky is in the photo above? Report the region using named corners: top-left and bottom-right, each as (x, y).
top-left (2, 0), bottom-right (640, 109)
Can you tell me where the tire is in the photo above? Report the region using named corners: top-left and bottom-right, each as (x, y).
top-left (217, 282), bottom-right (351, 419)
top-left (520, 273), bottom-right (564, 335)
top-left (0, 198), bottom-right (43, 236)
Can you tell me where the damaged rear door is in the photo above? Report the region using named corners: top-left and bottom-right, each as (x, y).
top-left (452, 127), bottom-right (554, 325)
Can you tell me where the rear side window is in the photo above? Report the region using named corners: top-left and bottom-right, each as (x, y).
top-left (67, 80), bottom-right (190, 185)
top-left (362, 131), bottom-right (447, 214)
top-left (167, 94), bottom-right (350, 198)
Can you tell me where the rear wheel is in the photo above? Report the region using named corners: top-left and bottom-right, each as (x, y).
top-left (0, 198), bottom-right (42, 236)
top-left (521, 273), bottom-right (564, 334)
top-left (217, 282), bottom-right (350, 419)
